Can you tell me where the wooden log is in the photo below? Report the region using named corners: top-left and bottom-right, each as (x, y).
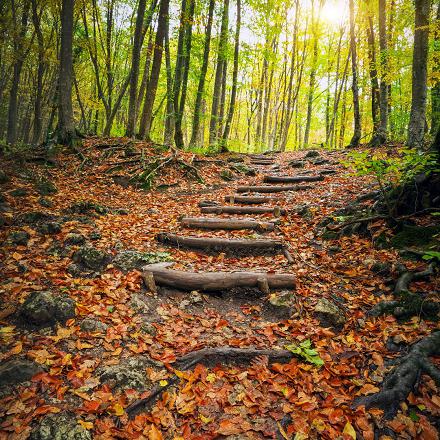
top-left (181, 216), bottom-right (276, 231)
top-left (200, 205), bottom-right (285, 215)
top-left (263, 174), bottom-right (324, 183)
top-left (236, 185), bottom-right (312, 193)
top-left (250, 160), bottom-right (275, 165)
top-left (225, 195), bottom-right (283, 204)
top-left (142, 262), bottom-right (296, 292)
top-left (156, 232), bottom-right (285, 251)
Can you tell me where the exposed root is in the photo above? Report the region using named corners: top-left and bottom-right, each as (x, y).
top-left (353, 331), bottom-right (440, 418)
top-left (126, 347), bottom-right (293, 418)
top-left (369, 263), bottom-right (439, 319)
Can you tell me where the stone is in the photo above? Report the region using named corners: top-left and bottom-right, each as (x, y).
top-left (89, 230), bottom-right (101, 240)
top-left (139, 320), bottom-right (157, 336)
top-left (229, 163), bottom-right (256, 176)
top-left (98, 357), bottom-right (155, 391)
top-left (37, 221), bottom-right (62, 235)
top-left (21, 211), bottom-right (52, 224)
top-left (35, 180), bottom-right (58, 196)
top-left (0, 170), bottom-right (9, 184)
top-left (0, 359), bottom-right (42, 386)
top-left (113, 208), bottom-right (129, 215)
top-left (72, 245), bottom-right (110, 272)
top-left (304, 150), bottom-right (320, 158)
top-left (8, 230), bottom-right (30, 246)
top-left (130, 293), bottom-right (150, 313)
top-left (64, 233), bottom-right (86, 246)
top-left (314, 298), bottom-right (346, 327)
top-left (30, 412), bottom-right (92, 440)
top-left (189, 291), bottom-right (203, 304)
top-left (113, 250), bottom-right (172, 272)
top-left (220, 170), bottom-right (234, 181)
top-left (9, 188), bottom-right (28, 197)
top-left (20, 291), bottom-right (76, 325)
top-left (80, 318), bottom-right (108, 333)
top-left (68, 200), bottom-right (108, 216)
top-left (289, 160), bottom-right (306, 168)
top-left (38, 197), bottom-right (53, 208)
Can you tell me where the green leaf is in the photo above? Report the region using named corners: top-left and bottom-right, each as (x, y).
top-left (285, 339), bottom-right (324, 367)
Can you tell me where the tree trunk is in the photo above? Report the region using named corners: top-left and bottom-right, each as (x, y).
top-left (6, 0), bottom-right (29, 145)
top-left (138, 0), bottom-right (170, 140)
top-left (348, 0), bottom-right (361, 147)
top-left (366, 12), bottom-right (380, 133)
top-left (221, 0), bottom-right (241, 149)
top-left (126, 0), bottom-right (147, 137)
top-left (209, 0), bottom-right (229, 146)
top-left (57, 0), bottom-right (76, 145)
top-left (370, 0), bottom-right (388, 146)
top-left (163, 12), bottom-right (174, 144)
top-left (190, 0), bottom-right (215, 147)
top-left (407, 0), bottom-right (431, 147)
top-left (431, 3), bottom-right (440, 135)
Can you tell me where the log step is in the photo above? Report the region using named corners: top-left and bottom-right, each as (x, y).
top-left (181, 216), bottom-right (276, 231)
top-left (224, 195), bottom-right (283, 204)
top-left (157, 233), bottom-right (284, 251)
top-left (263, 174), bottom-right (324, 183)
top-left (200, 205), bottom-right (285, 215)
top-left (237, 185), bottom-right (312, 193)
top-left (142, 262), bottom-right (296, 292)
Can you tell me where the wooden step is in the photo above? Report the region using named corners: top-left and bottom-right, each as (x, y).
top-left (181, 216), bottom-right (276, 231)
top-left (263, 174), bottom-right (324, 183)
top-left (237, 185), bottom-right (312, 193)
top-left (200, 205), bottom-right (285, 215)
top-left (224, 195), bottom-right (283, 204)
top-left (142, 262), bottom-right (296, 293)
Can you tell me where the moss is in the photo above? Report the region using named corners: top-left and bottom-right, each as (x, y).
top-left (35, 180), bottom-right (57, 196)
top-left (390, 225), bottom-right (440, 249)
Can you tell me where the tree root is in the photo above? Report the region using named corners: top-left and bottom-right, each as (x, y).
top-left (353, 331), bottom-right (440, 418)
top-left (369, 263), bottom-right (439, 320)
top-left (125, 347), bottom-right (293, 418)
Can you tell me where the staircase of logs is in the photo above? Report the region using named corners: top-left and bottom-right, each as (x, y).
top-left (142, 152), bottom-right (330, 295)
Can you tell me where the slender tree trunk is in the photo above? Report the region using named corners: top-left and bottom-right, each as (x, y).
top-left (407, 0), bottom-right (431, 148)
top-left (366, 12), bottom-right (380, 133)
top-left (138, 0), bottom-right (170, 140)
top-left (175, 0), bottom-right (195, 148)
top-left (57, 0), bottom-right (76, 145)
top-left (209, 0), bottom-right (229, 146)
top-left (31, 0), bottom-right (44, 145)
top-left (432, 3), bottom-right (440, 135)
top-left (126, 0), bottom-right (147, 137)
top-left (136, 37), bottom-right (154, 124)
top-left (370, 0), bottom-right (388, 146)
top-left (221, 0), bottom-right (241, 149)
top-left (217, 58), bottom-right (228, 139)
top-left (190, 0), bottom-right (215, 147)
top-left (6, 0), bottom-right (29, 145)
top-left (349, 0), bottom-right (361, 147)
top-left (164, 14), bottom-right (174, 144)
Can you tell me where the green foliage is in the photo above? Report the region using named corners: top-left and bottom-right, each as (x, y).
top-left (422, 251), bottom-right (440, 262)
top-left (285, 339), bottom-right (324, 367)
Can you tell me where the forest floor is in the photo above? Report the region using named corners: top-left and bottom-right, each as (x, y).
top-left (0, 139), bottom-right (439, 439)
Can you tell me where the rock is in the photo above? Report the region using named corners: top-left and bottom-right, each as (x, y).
top-left (265, 290), bottom-right (296, 320)
top-left (269, 290), bottom-right (295, 308)
top-left (35, 180), bottom-right (58, 196)
top-left (37, 221), bottom-right (62, 235)
top-left (64, 233), bottom-right (86, 246)
top-left (20, 291), bottom-right (76, 325)
top-left (7, 230), bottom-right (30, 246)
top-left (289, 160), bottom-right (306, 168)
top-left (220, 170), bottom-right (234, 181)
top-left (113, 250), bottom-right (172, 272)
top-left (130, 293), bottom-right (150, 313)
top-left (21, 211), bottom-right (53, 224)
top-left (311, 158), bottom-right (330, 165)
top-left (67, 200), bottom-right (108, 216)
top-left (139, 320), bottom-right (157, 336)
top-left (113, 208), bottom-right (129, 215)
top-left (304, 150), bottom-right (320, 158)
top-left (189, 291), bottom-right (203, 304)
top-left (229, 163), bottom-right (256, 176)
top-left (9, 188), bottom-right (28, 197)
top-left (80, 318), bottom-right (108, 333)
top-left (98, 357), bottom-right (155, 391)
top-left (0, 359), bottom-right (42, 386)
top-left (314, 298), bottom-right (346, 327)
top-left (72, 245), bottom-right (110, 272)
top-left (38, 197), bottom-right (53, 208)
top-left (0, 170), bottom-right (9, 184)
top-left (89, 230), bottom-right (101, 240)
top-left (30, 412), bottom-right (92, 440)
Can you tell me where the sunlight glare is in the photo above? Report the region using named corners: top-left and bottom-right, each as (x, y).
top-left (320, 0), bottom-right (348, 25)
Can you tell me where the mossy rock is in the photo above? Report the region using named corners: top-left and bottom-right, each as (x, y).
top-left (31, 412), bottom-right (92, 440)
top-left (304, 150), bottom-right (320, 158)
top-left (37, 221), bottom-right (62, 235)
top-left (113, 250), bottom-right (172, 272)
top-left (67, 200), bottom-right (109, 216)
top-left (229, 163), bottom-right (256, 176)
top-left (35, 180), bottom-right (58, 196)
top-left (21, 211), bottom-right (53, 224)
top-left (390, 224), bottom-right (440, 249)
top-left (220, 169), bottom-right (234, 181)
top-left (0, 170), bottom-right (9, 184)
top-left (7, 230), bottom-right (30, 246)
top-left (39, 197), bottom-right (53, 208)
top-left (72, 245), bottom-right (110, 271)
top-left (9, 188), bottom-right (28, 197)
top-left (321, 229), bottom-right (339, 240)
